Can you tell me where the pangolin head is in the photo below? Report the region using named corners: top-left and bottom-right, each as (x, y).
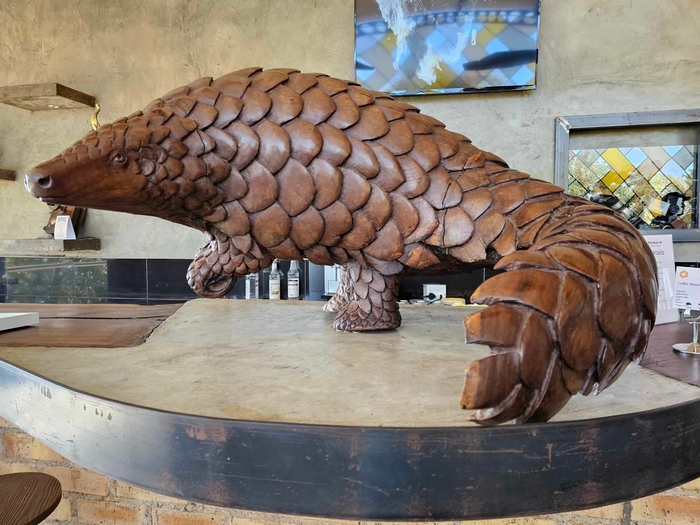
top-left (24, 103), bottom-right (220, 230)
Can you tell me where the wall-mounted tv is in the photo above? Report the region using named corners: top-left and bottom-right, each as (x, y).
top-left (355, 0), bottom-right (541, 96)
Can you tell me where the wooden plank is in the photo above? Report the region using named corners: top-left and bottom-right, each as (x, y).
top-left (0, 473), bottom-right (62, 525)
top-left (0, 238), bottom-right (100, 254)
top-left (0, 83), bottom-right (95, 111)
top-left (0, 303), bottom-right (182, 320)
top-left (641, 322), bottom-right (700, 387)
top-left (0, 169), bottom-right (16, 181)
top-left (0, 318), bottom-right (164, 348)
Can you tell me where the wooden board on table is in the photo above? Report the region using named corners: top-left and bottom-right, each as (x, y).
top-left (0, 303), bottom-right (182, 348)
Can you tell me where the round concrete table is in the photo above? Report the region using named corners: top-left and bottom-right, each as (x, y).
top-left (0, 300), bottom-right (698, 520)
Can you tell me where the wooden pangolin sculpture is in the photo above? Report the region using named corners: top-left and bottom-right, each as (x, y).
top-left (25, 67), bottom-right (658, 425)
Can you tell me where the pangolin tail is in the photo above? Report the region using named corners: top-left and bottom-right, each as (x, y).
top-left (461, 199), bottom-right (659, 425)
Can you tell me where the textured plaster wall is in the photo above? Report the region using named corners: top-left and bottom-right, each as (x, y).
top-left (1, 0), bottom-right (699, 258)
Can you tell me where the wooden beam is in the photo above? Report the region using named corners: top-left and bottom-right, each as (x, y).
top-left (0, 83), bottom-right (95, 111)
top-left (0, 169), bottom-right (16, 181)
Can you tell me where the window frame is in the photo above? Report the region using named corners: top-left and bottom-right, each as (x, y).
top-left (554, 109), bottom-right (700, 242)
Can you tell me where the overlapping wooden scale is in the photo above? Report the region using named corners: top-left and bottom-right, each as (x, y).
top-left (598, 253), bottom-right (637, 345)
top-left (409, 135), bottom-right (441, 172)
top-left (267, 84), bottom-right (303, 125)
top-left (346, 103), bottom-right (391, 142)
top-left (371, 145), bottom-right (406, 192)
top-left (249, 203), bottom-right (291, 248)
top-left (285, 118), bottom-right (323, 166)
top-left (556, 272), bottom-right (602, 372)
top-left (251, 70), bottom-right (289, 93)
top-left (213, 95), bottom-right (243, 128)
top-left (255, 120), bottom-right (291, 174)
top-left (404, 196), bottom-right (438, 244)
top-left (239, 161), bottom-right (278, 212)
top-left (240, 87), bottom-right (272, 125)
top-left (472, 268), bottom-right (563, 317)
top-left (226, 121), bottom-right (259, 171)
top-left (285, 73), bottom-right (319, 95)
top-left (339, 169), bottom-right (371, 211)
top-left (342, 138), bottom-right (379, 178)
top-left (327, 92), bottom-right (361, 129)
top-left (290, 206), bottom-right (324, 250)
top-left (276, 159), bottom-right (315, 217)
top-left (364, 220), bottom-right (404, 261)
top-left (339, 211), bottom-right (376, 250)
top-left (317, 123), bottom-right (351, 165)
top-left (373, 118), bottom-right (414, 156)
top-left (212, 73), bottom-right (251, 99)
top-left (309, 159), bottom-right (342, 210)
top-left (300, 88), bottom-right (337, 125)
top-left (362, 185), bottom-right (392, 230)
top-left (319, 201), bottom-right (353, 245)
top-left (395, 156), bottom-right (430, 198)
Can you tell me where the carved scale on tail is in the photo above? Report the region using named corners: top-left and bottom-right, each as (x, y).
top-left (24, 67), bottom-right (658, 425)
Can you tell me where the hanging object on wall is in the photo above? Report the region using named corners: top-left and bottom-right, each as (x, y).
top-left (355, 0), bottom-right (540, 95)
top-left (0, 83), bottom-right (95, 111)
top-left (24, 67), bottom-right (657, 426)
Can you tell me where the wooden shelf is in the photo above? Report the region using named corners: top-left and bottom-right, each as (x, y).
top-left (0, 83), bottom-right (95, 111)
top-left (0, 169), bottom-right (16, 181)
top-left (0, 237), bottom-right (100, 255)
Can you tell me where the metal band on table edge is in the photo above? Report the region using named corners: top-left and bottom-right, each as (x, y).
top-left (0, 358), bottom-right (699, 521)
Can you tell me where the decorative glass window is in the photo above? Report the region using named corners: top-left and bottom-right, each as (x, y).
top-left (568, 145), bottom-right (696, 229)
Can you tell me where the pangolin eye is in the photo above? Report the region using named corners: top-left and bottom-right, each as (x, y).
top-left (112, 154), bottom-right (127, 165)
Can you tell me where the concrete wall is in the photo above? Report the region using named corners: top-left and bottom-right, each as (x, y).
top-left (1, 0), bottom-right (699, 258)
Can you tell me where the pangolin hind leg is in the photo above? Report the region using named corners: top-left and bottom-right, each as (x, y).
top-left (333, 261), bottom-right (401, 332)
top-left (187, 230), bottom-right (273, 298)
top-left (461, 200), bottom-right (658, 425)
top-left (323, 266), bottom-right (353, 313)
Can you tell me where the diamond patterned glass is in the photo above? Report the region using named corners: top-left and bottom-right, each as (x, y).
top-left (355, 0), bottom-right (540, 95)
top-left (568, 145), bottom-right (697, 229)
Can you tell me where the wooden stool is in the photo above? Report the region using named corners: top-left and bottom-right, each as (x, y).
top-left (0, 473), bottom-right (62, 525)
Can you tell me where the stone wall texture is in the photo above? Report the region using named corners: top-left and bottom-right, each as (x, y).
top-left (1, 0), bottom-right (699, 259)
top-left (0, 415), bottom-right (697, 525)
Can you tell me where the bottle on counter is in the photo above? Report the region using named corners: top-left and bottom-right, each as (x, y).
top-left (288, 261), bottom-right (301, 300)
top-left (245, 273), bottom-right (259, 299)
top-left (269, 260), bottom-right (281, 301)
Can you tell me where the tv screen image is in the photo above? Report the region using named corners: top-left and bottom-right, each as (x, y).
top-left (355, 0), bottom-right (541, 96)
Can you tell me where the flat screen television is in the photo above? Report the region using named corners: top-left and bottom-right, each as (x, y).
top-left (355, 0), bottom-right (541, 96)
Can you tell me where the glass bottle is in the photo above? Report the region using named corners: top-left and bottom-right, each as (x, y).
top-left (269, 260), bottom-right (281, 301)
top-left (245, 273), bottom-right (259, 299)
top-left (288, 261), bottom-right (301, 300)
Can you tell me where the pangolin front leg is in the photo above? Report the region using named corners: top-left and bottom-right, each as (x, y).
top-left (187, 229), bottom-right (273, 298)
top-left (461, 200), bottom-right (658, 425)
top-left (323, 266), bottom-right (353, 313)
top-left (333, 261), bottom-right (401, 332)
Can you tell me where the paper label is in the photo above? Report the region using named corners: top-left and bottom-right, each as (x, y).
top-left (288, 278), bottom-right (300, 299)
top-left (269, 278), bottom-right (281, 300)
top-left (674, 267), bottom-right (700, 310)
top-left (643, 234), bottom-right (678, 324)
top-left (54, 215), bottom-right (76, 240)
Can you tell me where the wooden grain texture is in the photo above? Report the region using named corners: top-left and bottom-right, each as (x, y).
top-left (641, 322), bottom-right (700, 387)
top-left (23, 67), bottom-right (658, 425)
top-left (0, 303), bottom-right (182, 348)
top-left (0, 472), bottom-right (61, 525)
top-left (0, 303), bottom-right (182, 319)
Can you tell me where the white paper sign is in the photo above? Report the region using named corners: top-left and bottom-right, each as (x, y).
top-left (54, 215), bottom-right (76, 240)
top-left (674, 267), bottom-right (700, 310)
top-left (643, 234), bottom-right (678, 324)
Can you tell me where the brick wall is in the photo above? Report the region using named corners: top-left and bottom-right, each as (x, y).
top-left (0, 417), bottom-right (695, 525)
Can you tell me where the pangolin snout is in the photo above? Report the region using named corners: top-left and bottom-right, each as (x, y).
top-left (24, 170), bottom-right (54, 197)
